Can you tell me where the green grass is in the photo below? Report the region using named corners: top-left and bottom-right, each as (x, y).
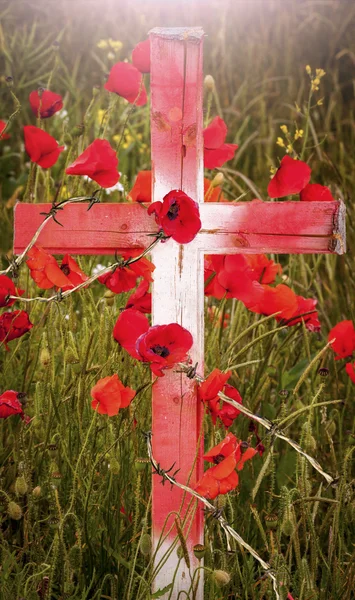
top-left (0, 0), bottom-right (355, 598)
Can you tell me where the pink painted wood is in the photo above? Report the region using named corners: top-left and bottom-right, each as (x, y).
top-left (13, 27), bottom-right (346, 600)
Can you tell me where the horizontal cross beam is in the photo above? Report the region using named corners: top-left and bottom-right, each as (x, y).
top-left (13, 200), bottom-right (346, 255)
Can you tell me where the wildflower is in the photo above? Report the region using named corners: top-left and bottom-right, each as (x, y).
top-left (0, 120), bottom-right (10, 140)
top-left (194, 433), bottom-right (257, 499)
top-left (125, 280), bottom-right (151, 313)
top-left (267, 155), bottom-right (311, 198)
top-left (104, 62), bottom-right (147, 106)
top-left (128, 170), bottom-right (152, 202)
top-left (300, 183), bottom-right (334, 202)
top-left (0, 390), bottom-right (27, 420)
top-left (26, 245), bottom-right (85, 290)
top-left (66, 139), bottom-right (119, 188)
top-left (203, 116), bottom-right (238, 169)
top-left (0, 310), bottom-right (33, 350)
top-left (282, 295), bottom-right (320, 332)
top-left (148, 190), bottom-right (201, 244)
top-left (253, 284), bottom-right (299, 320)
top-left (328, 320), bottom-right (355, 360)
top-left (280, 125), bottom-right (288, 134)
top-left (294, 128), bottom-right (304, 140)
top-left (0, 275), bottom-right (24, 307)
top-left (317, 98), bottom-right (323, 106)
top-left (276, 137), bottom-right (285, 147)
top-left (91, 374), bottom-right (135, 416)
top-left (316, 68), bottom-right (326, 78)
top-left (305, 65), bottom-right (312, 75)
top-left (98, 251), bottom-right (154, 294)
top-left (24, 125), bottom-right (64, 168)
top-left (345, 362), bottom-right (355, 384)
top-left (29, 89), bottom-right (63, 119)
top-left (97, 38), bottom-right (123, 52)
top-left (113, 308), bottom-right (193, 377)
top-left (286, 144), bottom-right (293, 154)
top-left (132, 39), bottom-right (150, 73)
top-left (245, 254), bottom-right (282, 284)
top-left (198, 368), bottom-right (242, 428)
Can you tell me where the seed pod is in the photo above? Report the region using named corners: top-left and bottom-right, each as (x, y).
top-left (318, 367), bottom-right (329, 378)
top-left (48, 443), bottom-right (58, 456)
top-left (140, 533), bottom-right (152, 556)
top-left (264, 513), bottom-right (278, 530)
top-left (51, 472), bottom-right (63, 487)
top-left (15, 476), bottom-right (28, 496)
top-left (49, 517), bottom-right (60, 530)
top-left (135, 458), bottom-right (149, 472)
top-left (8, 501), bottom-right (23, 520)
top-left (212, 569), bottom-right (231, 587)
top-left (193, 544), bottom-right (206, 560)
top-left (204, 75), bottom-right (215, 91)
top-left (279, 389), bottom-right (289, 398)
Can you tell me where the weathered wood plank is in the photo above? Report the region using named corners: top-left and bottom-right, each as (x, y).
top-left (14, 200), bottom-right (346, 255)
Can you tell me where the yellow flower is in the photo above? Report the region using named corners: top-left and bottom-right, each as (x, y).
top-left (97, 39), bottom-right (109, 50)
top-left (280, 125), bottom-right (288, 134)
top-left (270, 166), bottom-right (277, 176)
top-left (108, 39), bottom-right (123, 52)
top-left (313, 77), bottom-right (320, 86)
top-left (112, 134), bottom-right (120, 144)
top-left (311, 82), bottom-right (319, 92)
top-left (316, 68), bottom-right (326, 78)
top-left (97, 109), bottom-right (106, 124)
top-left (294, 129), bottom-right (304, 140)
top-left (276, 137), bottom-right (285, 147)
top-left (305, 65), bottom-right (312, 75)
top-left (317, 98), bottom-right (324, 106)
top-left (286, 144), bottom-right (293, 154)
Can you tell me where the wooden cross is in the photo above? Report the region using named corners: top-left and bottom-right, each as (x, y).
top-left (13, 27), bottom-right (345, 599)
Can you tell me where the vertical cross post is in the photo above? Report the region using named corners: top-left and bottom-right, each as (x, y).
top-left (150, 27), bottom-right (205, 597)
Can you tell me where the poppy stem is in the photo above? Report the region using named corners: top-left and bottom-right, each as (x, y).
top-left (144, 431), bottom-right (280, 600)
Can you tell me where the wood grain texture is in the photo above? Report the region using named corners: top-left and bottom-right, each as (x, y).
top-left (14, 200), bottom-right (346, 255)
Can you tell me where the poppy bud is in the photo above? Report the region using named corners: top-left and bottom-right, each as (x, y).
top-left (40, 346), bottom-right (51, 367)
top-left (109, 457), bottom-right (120, 475)
top-left (326, 421), bottom-right (336, 437)
top-left (212, 172), bottom-right (224, 188)
top-left (281, 517), bottom-right (294, 537)
top-left (15, 476), bottom-right (28, 496)
top-left (65, 335), bottom-right (79, 364)
top-left (176, 546), bottom-right (184, 559)
top-left (212, 569), bottom-right (231, 586)
top-left (264, 513), bottom-right (278, 530)
top-left (32, 486), bottom-right (41, 497)
top-left (139, 533), bottom-right (152, 556)
top-left (71, 123), bottom-right (85, 138)
top-left (193, 544), bottom-right (206, 560)
top-left (8, 501), bottom-right (23, 520)
top-left (104, 289), bottom-right (115, 307)
top-left (5, 76), bottom-right (14, 88)
top-left (213, 494), bottom-right (227, 510)
top-left (204, 75), bottom-right (215, 91)
top-left (69, 544), bottom-right (81, 569)
top-left (135, 458), bottom-right (149, 472)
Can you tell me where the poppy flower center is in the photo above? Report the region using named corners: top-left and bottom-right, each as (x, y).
top-left (60, 265), bottom-right (70, 276)
top-left (166, 200), bottom-right (179, 221)
top-left (151, 344), bottom-right (170, 358)
top-left (212, 453), bottom-right (226, 465)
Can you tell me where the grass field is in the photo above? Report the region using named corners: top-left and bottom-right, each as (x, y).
top-left (0, 1), bottom-right (355, 598)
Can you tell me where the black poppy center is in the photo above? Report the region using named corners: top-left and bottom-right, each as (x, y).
top-left (60, 265), bottom-right (70, 276)
top-left (151, 344), bottom-right (170, 358)
top-left (166, 200), bottom-right (179, 221)
top-left (213, 453), bottom-right (225, 465)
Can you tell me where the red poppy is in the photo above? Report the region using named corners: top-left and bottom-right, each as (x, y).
top-left (132, 39), bottom-right (150, 73)
top-left (125, 279), bottom-right (151, 313)
top-left (148, 190), bottom-right (201, 243)
top-left (0, 275), bottom-right (24, 307)
top-left (60, 255), bottom-right (88, 291)
top-left (24, 125), bottom-right (64, 169)
top-left (136, 322), bottom-right (193, 377)
top-left (300, 183), bottom-right (334, 202)
top-left (253, 284), bottom-right (299, 320)
top-left (91, 374), bottom-right (135, 416)
top-left (198, 369), bottom-right (242, 428)
top-left (99, 251), bottom-right (154, 294)
top-left (0, 120), bottom-right (10, 140)
top-left (203, 117), bottom-right (238, 169)
top-left (245, 254), bottom-right (282, 285)
top-left (128, 170), bottom-right (152, 202)
top-left (268, 156), bottom-right (311, 198)
top-left (29, 89), bottom-right (63, 118)
top-left (113, 308), bottom-right (150, 360)
top-left (0, 390), bottom-right (27, 420)
top-left (345, 362), bottom-right (355, 384)
top-left (0, 311), bottom-right (33, 350)
top-left (205, 254), bottom-right (265, 309)
top-left (104, 62), bottom-right (147, 106)
top-left (328, 320), bottom-right (355, 360)
top-left (283, 295), bottom-right (320, 332)
top-left (204, 178), bottom-right (225, 202)
top-left (26, 245), bottom-right (75, 290)
top-left (194, 433), bottom-right (257, 499)
top-left (66, 139), bottom-right (119, 188)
